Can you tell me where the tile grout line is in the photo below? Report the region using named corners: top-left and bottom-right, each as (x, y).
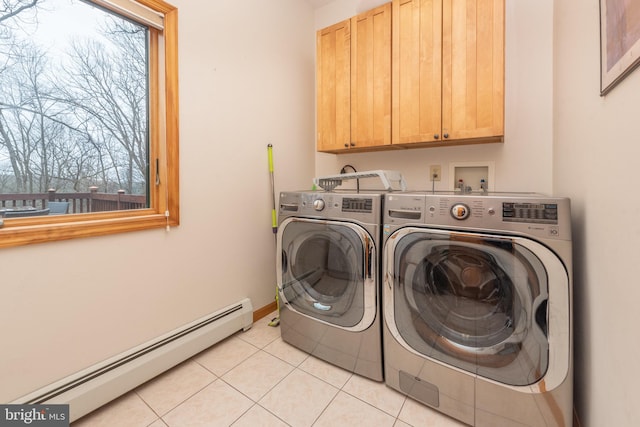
top-left (134, 391), bottom-right (163, 427)
top-left (227, 352), bottom-right (300, 427)
top-left (152, 315), bottom-right (413, 427)
top-left (252, 327), bottom-right (407, 425)
top-left (134, 366), bottom-right (219, 424)
top-left (309, 387), bottom-right (342, 427)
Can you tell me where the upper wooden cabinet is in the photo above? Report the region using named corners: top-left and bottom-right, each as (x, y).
top-left (351, 3), bottom-right (392, 149)
top-left (316, 0), bottom-right (503, 153)
top-left (392, 0), bottom-right (442, 145)
top-left (394, 0), bottom-right (504, 146)
top-left (443, 0), bottom-right (504, 142)
top-left (317, 3), bottom-right (391, 152)
top-left (317, 19), bottom-right (351, 152)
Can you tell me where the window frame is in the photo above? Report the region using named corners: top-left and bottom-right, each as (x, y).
top-left (0, 0), bottom-right (180, 249)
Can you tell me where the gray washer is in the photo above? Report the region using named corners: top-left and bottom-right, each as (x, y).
top-left (382, 192), bottom-right (573, 426)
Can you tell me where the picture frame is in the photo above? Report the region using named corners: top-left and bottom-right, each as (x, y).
top-left (600, 0), bottom-right (640, 95)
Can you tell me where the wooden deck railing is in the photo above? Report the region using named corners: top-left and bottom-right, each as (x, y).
top-left (0, 188), bottom-right (147, 214)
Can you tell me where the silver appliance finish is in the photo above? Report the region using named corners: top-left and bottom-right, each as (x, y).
top-left (383, 192), bottom-right (572, 426)
top-left (277, 190), bottom-right (385, 381)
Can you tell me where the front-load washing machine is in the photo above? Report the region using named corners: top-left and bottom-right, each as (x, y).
top-left (382, 192), bottom-right (572, 426)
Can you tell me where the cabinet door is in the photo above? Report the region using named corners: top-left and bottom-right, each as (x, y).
top-left (317, 19), bottom-right (351, 152)
top-left (392, 0), bottom-right (442, 145)
top-left (351, 3), bottom-right (391, 148)
top-left (442, 0), bottom-right (504, 140)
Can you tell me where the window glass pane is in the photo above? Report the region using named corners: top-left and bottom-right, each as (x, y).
top-left (0, 0), bottom-right (149, 216)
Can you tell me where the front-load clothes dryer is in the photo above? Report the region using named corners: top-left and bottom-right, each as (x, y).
top-left (277, 190), bottom-right (386, 381)
top-left (382, 192), bottom-right (572, 426)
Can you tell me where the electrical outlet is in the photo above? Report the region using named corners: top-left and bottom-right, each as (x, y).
top-left (429, 165), bottom-right (442, 181)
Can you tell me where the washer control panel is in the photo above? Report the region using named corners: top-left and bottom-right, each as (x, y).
top-left (502, 202), bottom-right (558, 224)
top-left (384, 192), bottom-right (571, 241)
top-left (442, 201), bottom-right (560, 224)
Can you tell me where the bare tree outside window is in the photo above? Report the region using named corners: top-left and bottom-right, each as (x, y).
top-left (0, 0), bottom-right (149, 213)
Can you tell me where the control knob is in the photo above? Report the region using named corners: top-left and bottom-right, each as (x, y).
top-left (313, 199), bottom-right (325, 211)
top-left (450, 203), bottom-right (470, 220)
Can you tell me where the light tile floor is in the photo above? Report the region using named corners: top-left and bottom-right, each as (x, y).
top-left (72, 313), bottom-right (464, 427)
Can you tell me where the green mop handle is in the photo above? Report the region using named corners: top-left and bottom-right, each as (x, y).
top-left (268, 144), bottom-right (277, 234)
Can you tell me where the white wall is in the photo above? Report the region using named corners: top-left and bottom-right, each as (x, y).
top-left (0, 0), bottom-right (316, 403)
top-left (554, 1), bottom-right (640, 425)
top-left (313, 0), bottom-right (555, 194)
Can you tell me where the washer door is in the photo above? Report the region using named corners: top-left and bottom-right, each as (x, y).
top-left (278, 218), bottom-right (376, 331)
top-left (385, 228), bottom-right (568, 386)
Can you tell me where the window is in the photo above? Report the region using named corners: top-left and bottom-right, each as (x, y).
top-left (0, 0), bottom-right (179, 248)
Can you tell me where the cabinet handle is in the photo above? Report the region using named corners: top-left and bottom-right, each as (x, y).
top-left (344, 143), bottom-right (349, 148)
top-left (443, 133), bottom-right (449, 139)
top-left (350, 142), bottom-right (356, 147)
top-left (434, 134), bottom-right (440, 139)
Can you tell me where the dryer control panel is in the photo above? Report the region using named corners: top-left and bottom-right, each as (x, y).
top-left (342, 197), bottom-right (373, 213)
top-left (278, 191), bottom-right (383, 225)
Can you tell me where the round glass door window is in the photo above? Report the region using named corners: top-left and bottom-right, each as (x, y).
top-left (392, 230), bottom-right (550, 386)
top-left (280, 220), bottom-right (371, 329)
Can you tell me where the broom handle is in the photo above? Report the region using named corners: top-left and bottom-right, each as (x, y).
top-left (267, 144), bottom-right (280, 325)
top-left (267, 144), bottom-right (277, 234)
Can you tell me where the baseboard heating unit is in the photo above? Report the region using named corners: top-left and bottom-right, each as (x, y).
top-left (12, 298), bottom-right (253, 422)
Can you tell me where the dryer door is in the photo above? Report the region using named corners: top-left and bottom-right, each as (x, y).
top-left (278, 218), bottom-right (376, 332)
top-left (384, 227), bottom-right (569, 386)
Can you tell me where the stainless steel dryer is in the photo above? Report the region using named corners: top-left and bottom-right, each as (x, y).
top-left (382, 192), bottom-right (572, 426)
top-left (277, 171), bottom-right (406, 381)
top-left (277, 190), bottom-right (384, 380)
